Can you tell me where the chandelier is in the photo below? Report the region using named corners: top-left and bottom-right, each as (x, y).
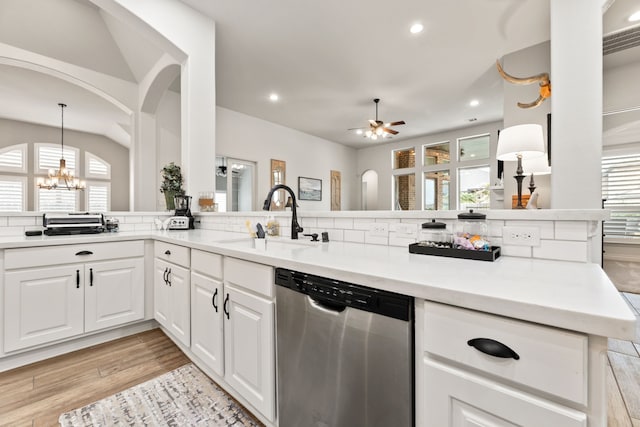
top-left (37, 103), bottom-right (85, 191)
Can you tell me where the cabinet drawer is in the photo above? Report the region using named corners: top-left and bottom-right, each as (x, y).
top-left (191, 249), bottom-right (223, 280)
top-left (224, 257), bottom-right (273, 298)
top-left (154, 241), bottom-right (190, 268)
top-left (5, 241), bottom-right (144, 270)
top-left (423, 301), bottom-right (588, 405)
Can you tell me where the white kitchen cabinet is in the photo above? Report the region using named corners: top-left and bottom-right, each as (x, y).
top-left (4, 241), bottom-right (145, 353)
top-left (154, 242), bottom-right (191, 347)
top-left (223, 257), bottom-right (275, 422)
top-left (5, 265), bottom-right (85, 352)
top-left (423, 358), bottom-right (586, 427)
top-left (85, 258), bottom-right (145, 333)
top-left (418, 301), bottom-right (588, 427)
top-left (190, 250), bottom-right (224, 376)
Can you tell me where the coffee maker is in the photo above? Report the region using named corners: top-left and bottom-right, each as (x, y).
top-left (171, 195), bottom-right (194, 229)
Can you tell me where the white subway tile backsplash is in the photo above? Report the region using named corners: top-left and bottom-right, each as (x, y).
top-left (365, 234), bottom-right (388, 246)
top-left (500, 245), bottom-right (532, 258)
top-left (389, 234), bottom-right (415, 247)
top-left (8, 217), bottom-right (37, 226)
top-left (555, 221), bottom-right (588, 241)
top-left (334, 218), bottom-right (354, 229)
top-left (354, 220), bottom-right (374, 231)
top-left (317, 217), bottom-right (334, 229)
top-left (0, 217), bottom-right (8, 226)
top-left (344, 229), bottom-right (365, 243)
top-left (300, 217), bottom-right (317, 228)
top-left (327, 229), bottom-right (344, 241)
top-left (533, 240), bottom-right (588, 262)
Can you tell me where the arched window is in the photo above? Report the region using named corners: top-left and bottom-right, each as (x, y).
top-left (0, 144), bottom-right (28, 212)
top-left (85, 152), bottom-right (111, 212)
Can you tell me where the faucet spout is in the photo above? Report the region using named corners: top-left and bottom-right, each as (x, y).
top-left (263, 184), bottom-right (303, 239)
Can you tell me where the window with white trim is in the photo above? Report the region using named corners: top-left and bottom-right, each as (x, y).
top-left (0, 144), bottom-right (27, 174)
top-left (602, 154), bottom-right (640, 237)
top-left (0, 176), bottom-right (27, 212)
top-left (36, 187), bottom-right (78, 212)
top-left (35, 143), bottom-right (78, 174)
top-left (85, 153), bottom-right (111, 179)
top-left (86, 181), bottom-right (110, 212)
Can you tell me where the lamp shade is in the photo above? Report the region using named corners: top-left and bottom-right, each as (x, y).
top-left (522, 155), bottom-right (551, 175)
top-left (496, 124), bottom-right (546, 161)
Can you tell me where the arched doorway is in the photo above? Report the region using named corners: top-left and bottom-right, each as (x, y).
top-left (361, 169), bottom-right (378, 210)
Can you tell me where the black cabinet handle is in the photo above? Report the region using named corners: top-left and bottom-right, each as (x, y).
top-left (75, 250), bottom-right (93, 256)
top-left (212, 288), bottom-right (218, 312)
top-left (163, 267), bottom-right (168, 285)
top-left (467, 338), bottom-right (520, 360)
top-left (223, 293), bottom-right (230, 319)
top-left (89, 268), bottom-right (93, 286)
top-left (76, 269), bottom-right (80, 288)
top-left (167, 268), bottom-right (172, 286)
top-left (164, 250), bottom-right (171, 255)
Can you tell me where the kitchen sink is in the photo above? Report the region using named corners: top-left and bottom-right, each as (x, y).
top-left (217, 237), bottom-right (315, 251)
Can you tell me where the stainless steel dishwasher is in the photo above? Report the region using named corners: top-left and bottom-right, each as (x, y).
top-left (275, 268), bottom-right (414, 427)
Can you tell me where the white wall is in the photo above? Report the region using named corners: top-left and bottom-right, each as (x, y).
top-left (356, 121), bottom-right (502, 211)
top-left (155, 89), bottom-right (181, 210)
top-left (216, 107), bottom-right (358, 211)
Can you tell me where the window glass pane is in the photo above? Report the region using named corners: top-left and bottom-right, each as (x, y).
top-left (394, 173), bottom-right (416, 210)
top-left (88, 184), bottom-right (109, 212)
top-left (0, 145), bottom-right (26, 172)
top-left (458, 166), bottom-right (490, 210)
top-left (38, 145), bottom-right (76, 171)
top-left (38, 188), bottom-right (76, 212)
top-left (424, 142), bottom-right (450, 166)
top-left (423, 170), bottom-right (450, 210)
top-left (393, 148), bottom-right (415, 169)
top-left (459, 134), bottom-right (490, 161)
top-left (0, 177), bottom-right (25, 211)
top-left (87, 153), bottom-right (110, 178)
top-left (603, 154), bottom-right (640, 237)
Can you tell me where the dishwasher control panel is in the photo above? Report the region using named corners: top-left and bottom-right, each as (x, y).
top-left (275, 268), bottom-right (412, 321)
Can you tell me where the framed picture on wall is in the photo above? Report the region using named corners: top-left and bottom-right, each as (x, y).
top-left (298, 177), bottom-right (322, 201)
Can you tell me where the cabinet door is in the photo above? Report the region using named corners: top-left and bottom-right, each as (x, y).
top-left (422, 358), bottom-right (587, 427)
top-left (191, 271), bottom-right (224, 376)
top-left (167, 263), bottom-right (191, 347)
top-left (85, 258), bottom-right (145, 333)
top-left (223, 284), bottom-right (275, 421)
top-left (154, 259), bottom-right (171, 329)
top-left (5, 265), bottom-right (84, 352)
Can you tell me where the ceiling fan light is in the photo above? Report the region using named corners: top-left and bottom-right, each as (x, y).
top-left (365, 130), bottom-right (372, 137)
top-left (356, 129), bottom-right (363, 135)
top-left (376, 128), bottom-right (383, 136)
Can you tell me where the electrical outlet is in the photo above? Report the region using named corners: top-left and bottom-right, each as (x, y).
top-left (502, 226), bottom-right (541, 246)
top-left (393, 223), bottom-right (417, 237)
top-left (369, 223), bottom-right (389, 237)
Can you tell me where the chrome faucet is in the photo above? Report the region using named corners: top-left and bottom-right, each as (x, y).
top-left (263, 185), bottom-right (303, 239)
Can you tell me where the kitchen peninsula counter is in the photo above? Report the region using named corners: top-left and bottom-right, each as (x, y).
top-left (0, 228), bottom-right (633, 341)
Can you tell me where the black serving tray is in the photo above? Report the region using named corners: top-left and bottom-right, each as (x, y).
top-left (408, 243), bottom-right (501, 262)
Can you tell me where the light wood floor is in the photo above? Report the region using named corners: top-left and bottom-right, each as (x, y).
top-left (0, 328), bottom-right (190, 427)
top-left (608, 292), bottom-right (640, 426)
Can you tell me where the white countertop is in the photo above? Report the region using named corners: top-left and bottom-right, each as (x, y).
top-left (0, 229), bottom-right (634, 340)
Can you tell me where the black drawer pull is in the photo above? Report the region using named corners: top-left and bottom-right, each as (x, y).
top-left (223, 293), bottom-right (230, 319)
top-left (76, 269), bottom-right (80, 288)
top-left (163, 267), bottom-right (168, 285)
top-left (212, 288), bottom-right (218, 312)
top-left (467, 338), bottom-right (520, 360)
top-left (89, 268), bottom-right (93, 286)
top-left (75, 250), bottom-right (93, 256)
top-left (164, 250), bottom-right (171, 255)
top-left (167, 268), bottom-right (172, 286)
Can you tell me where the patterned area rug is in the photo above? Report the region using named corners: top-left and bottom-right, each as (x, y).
top-left (59, 364), bottom-right (261, 427)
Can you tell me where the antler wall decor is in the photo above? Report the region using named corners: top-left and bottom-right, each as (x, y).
top-left (496, 60), bottom-right (551, 109)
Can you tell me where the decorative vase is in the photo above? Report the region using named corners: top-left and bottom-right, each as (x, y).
top-left (164, 191), bottom-right (176, 211)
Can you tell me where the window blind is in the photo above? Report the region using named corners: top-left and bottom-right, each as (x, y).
top-left (87, 154), bottom-right (110, 178)
top-left (38, 146), bottom-right (76, 171)
top-left (602, 154), bottom-right (640, 237)
top-left (0, 178), bottom-right (24, 211)
top-left (38, 188), bottom-right (77, 212)
top-left (88, 184), bottom-right (109, 212)
top-left (0, 147), bottom-right (24, 170)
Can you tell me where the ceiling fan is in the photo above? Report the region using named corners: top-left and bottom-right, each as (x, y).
top-left (350, 98), bottom-right (406, 140)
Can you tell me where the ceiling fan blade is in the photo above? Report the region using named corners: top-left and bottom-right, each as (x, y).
top-left (387, 121), bottom-right (406, 126)
top-left (382, 128), bottom-right (399, 135)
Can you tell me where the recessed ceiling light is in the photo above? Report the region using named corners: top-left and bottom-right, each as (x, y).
top-left (356, 129), bottom-right (363, 135)
top-left (410, 23), bottom-right (424, 34)
top-left (630, 10), bottom-right (640, 22)
top-left (269, 93), bottom-right (279, 102)
top-left (469, 99), bottom-right (480, 107)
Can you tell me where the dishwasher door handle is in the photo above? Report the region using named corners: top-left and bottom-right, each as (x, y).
top-left (307, 296), bottom-right (346, 314)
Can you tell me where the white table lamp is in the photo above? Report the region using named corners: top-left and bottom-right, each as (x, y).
top-left (496, 124), bottom-right (546, 209)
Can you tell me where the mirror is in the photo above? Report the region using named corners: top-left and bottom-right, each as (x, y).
top-left (270, 159), bottom-right (286, 211)
top-left (215, 156), bottom-right (256, 212)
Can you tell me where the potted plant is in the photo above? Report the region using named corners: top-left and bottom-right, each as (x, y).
top-left (160, 162), bottom-right (185, 210)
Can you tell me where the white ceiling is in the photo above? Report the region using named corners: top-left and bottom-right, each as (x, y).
top-left (0, 0), bottom-right (638, 149)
